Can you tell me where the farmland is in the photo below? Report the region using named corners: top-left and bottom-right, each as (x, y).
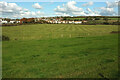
top-left (2, 24), bottom-right (119, 78)
top-left (2, 24), bottom-right (118, 40)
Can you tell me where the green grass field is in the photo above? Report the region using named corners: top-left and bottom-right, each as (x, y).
top-left (65, 18), bottom-right (85, 20)
top-left (108, 18), bottom-right (118, 20)
top-left (2, 24), bottom-right (119, 78)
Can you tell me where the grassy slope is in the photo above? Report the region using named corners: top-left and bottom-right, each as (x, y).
top-left (2, 24), bottom-right (119, 78)
top-left (2, 24), bottom-right (118, 40)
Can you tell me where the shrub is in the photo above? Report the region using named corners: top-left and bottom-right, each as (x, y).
top-left (112, 21), bottom-right (120, 25)
top-left (2, 23), bottom-right (18, 26)
top-left (2, 35), bottom-right (10, 41)
top-left (103, 22), bottom-right (109, 25)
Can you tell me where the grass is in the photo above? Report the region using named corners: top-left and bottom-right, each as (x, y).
top-left (2, 24), bottom-right (119, 78)
top-left (108, 18), bottom-right (118, 20)
top-left (65, 18), bottom-right (85, 20)
top-left (2, 24), bottom-right (118, 40)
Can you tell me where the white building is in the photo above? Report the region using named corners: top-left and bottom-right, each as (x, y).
top-left (74, 21), bottom-right (82, 24)
top-left (16, 21), bottom-right (20, 23)
top-left (54, 21), bottom-right (58, 24)
top-left (9, 21), bottom-right (15, 24)
top-left (68, 21), bottom-right (74, 24)
top-left (1, 20), bottom-right (8, 24)
top-left (58, 21), bottom-right (61, 24)
top-left (62, 21), bottom-right (66, 23)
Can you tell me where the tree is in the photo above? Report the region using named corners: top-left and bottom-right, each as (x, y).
top-left (63, 18), bottom-right (67, 20)
top-left (5, 18), bottom-right (10, 22)
top-left (104, 17), bottom-right (108, 21)
top-left (2, 35), bottom-right (10, 41)
top-left (104, 17), bottom-right (109, 23)
top-left (95, 17), bottom-right (101, 20)
top-left (27, 18), bottom-right (35, 23)
top-left (85, 17), bottom-right (93, 21)
top-left (20, 18), bottom-right (28, 23)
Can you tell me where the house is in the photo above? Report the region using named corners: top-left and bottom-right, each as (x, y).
top-left (9, 21), bottom-right (15, 24)
top-left (68, 21), bottom-right (74, 24)
top-left (82, 20), bottom-right (87, 23)
top-left (74, 21), bottom-right (82, 24)
top-left (54, 21), bottom-right (58, 24)
top-left (58, 21), bottom-right (61, 24)
top-left (1, 20), bottom-right (8, 24)
top-left (34, 18), bottom-right (42, 22)
top-left (61, 21), bottom-right (66, 24)
top-left (16, 21), bottom-right (20, 23)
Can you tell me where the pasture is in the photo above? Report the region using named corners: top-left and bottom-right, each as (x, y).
top-left (2, 24), bottom-right (119, 78)
top-left (2, 24), bottom-right (118, 40)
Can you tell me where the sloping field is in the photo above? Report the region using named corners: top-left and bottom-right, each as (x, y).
top-left (2, 24), bottom-right (119, 78)
top-left (2, 24), bottom-right (118, 40)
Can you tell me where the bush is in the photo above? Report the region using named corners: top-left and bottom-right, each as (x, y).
top-left (112, 21), bottom-right (120, 25)
top-left (95, 17), bottom-right (101, 20)
top-left (82, 21), bottom-right (96, 25)
top-left (2, 35), bottom-right (10, 41)
top-left (2, 23), bottom-right (18, 26)
top-left (103, 22), bottom-right (109, 25)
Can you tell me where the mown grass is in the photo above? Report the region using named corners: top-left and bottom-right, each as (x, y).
top-left (65, 18), bottom-right (85, 20)
top-left (2, 24), bottom-right (118, 40)
top-left (2, 24), bottom-right (119, 78)
top-left (108, 18), bottom-right (118, 20)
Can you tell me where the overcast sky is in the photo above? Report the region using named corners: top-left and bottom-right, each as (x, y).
top-left (0, 1), bottom-right (119, 18)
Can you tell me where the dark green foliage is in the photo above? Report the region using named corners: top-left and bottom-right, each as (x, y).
top-left (2, 24), bottom-right (18, 26)
top-left (2, 35), bottom-right (10, 41)
top-left (95, 17), bottom-right (101, 20)
top-left (112, 21), bottom-right (120, 25)
top-left (104, 17), bottom-right (109, 21)
top-left (63, 18), bottom-right (67, 20)
top-left (103, 22), bottom-right (109, 25)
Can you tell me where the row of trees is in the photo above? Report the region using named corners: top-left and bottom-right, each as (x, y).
top-left (82, 20), bottom-right (120, 25)
top-left (20, 18), bottom-right (49, 24)
top-left (84, 17), bottom-right (110, 21)
top-left (20, 18), bottom-right (35, 23)
top-left (62, 17), bottom-right (110, 21)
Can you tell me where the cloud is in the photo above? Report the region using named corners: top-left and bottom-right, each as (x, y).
top-left (0, 1), bottom-right (118, 18)
top-left (97, 1), bottom-right (118, 16)
top-left (71, 11), bottom-right (87, 16)
top-left (106, 1), bottom-right (118, 8)
top-left (32, 3), bottom-right (42, 9)
top-left (82, 1), bottom-right (93, 7)
top-left (0, 1), bottom-right (44, 18)
top-left (66, 1), bottom-right (83, 12)
top-left (54, 1), bottom-right (83, 13)
top-left (54, 1), bottom-right (118, 16)
top-left (54, 1), bottom-right (99, 16)
top-left (54, 6), bottom-right (67, 13)
top-left (55, 12), bottom-right (70, 16)
top-left (86, 8), bottom-right (100, 16)
top-left (0, 1), bottom-right (24, 14)
top-left (99, 7), bottom-right (117, 16)
top-left (54, 1), bottom-right (84, 16)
